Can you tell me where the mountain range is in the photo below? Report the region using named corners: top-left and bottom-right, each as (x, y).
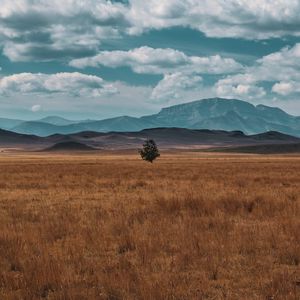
top-left (0, 98), bottom-right (299, 137)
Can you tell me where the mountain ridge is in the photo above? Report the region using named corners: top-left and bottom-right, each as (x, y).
top-left (1, 98), bottom-right (299, 137)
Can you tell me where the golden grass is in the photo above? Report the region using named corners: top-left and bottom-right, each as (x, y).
top-left (0, 152), bottom-right (299, 299)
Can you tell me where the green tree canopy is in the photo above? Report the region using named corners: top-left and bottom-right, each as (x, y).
top-left (139, 139), bottom-right (160, 163)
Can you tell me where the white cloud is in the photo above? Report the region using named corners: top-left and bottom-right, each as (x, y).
top-left (70, 46), bottom-right (242, 75)
top-left (149, 43), bottom-right (300, 104)
top-left (128, 0), bottom-right (300, 39)
top-left (272, 81), bottom-right (300, 95)
top-left (0, 72), bottom-right (118, 97)
top-left (151, 72), bottom-right (203, 102)
top-left (31, 104), bottom-right (41, 112)
top-left (70, 46), bottom-right (243, 104)
top-left (1, 1), bottom-right (299, 63)
top-left (215, 43), bottom-right (300, 99)
top-left (70, 46), bottom-right (188, 73)
top-left (216, 82), bottom-right (266, 100)
top-left (0, 0), bottom-right (128, 61)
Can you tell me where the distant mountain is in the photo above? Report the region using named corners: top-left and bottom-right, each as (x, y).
top-left (141, 98), bottom-right (300, 136)
top-left (78, 116), bottom-right (157, 133)
top-left (12, 121), bottom-right (64, 137)
top-left (38, 116), bottom-right (78, 126)
top-left (11, 116), bottom-right (157, 137)
top-left (2, 98), bottom-right (300, 137)
top-left (11, 116), bottom-right (85, 136)
top-left (0, 118), bottom-right (24, 130)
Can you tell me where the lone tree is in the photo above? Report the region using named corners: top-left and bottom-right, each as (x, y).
top-left (139, 139), bottom-right (160, 163)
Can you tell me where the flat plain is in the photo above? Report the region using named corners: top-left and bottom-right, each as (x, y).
top-left (0, 152), bottom-right (299, 299)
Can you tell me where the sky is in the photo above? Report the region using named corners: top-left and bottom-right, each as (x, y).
top-left (0, 0), bottom-right (300, 120)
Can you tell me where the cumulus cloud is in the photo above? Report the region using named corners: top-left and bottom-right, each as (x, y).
top-left (0, 0), bottom-right (128, 61)
top-left (70, 46), bottom-right (243, 103)
top-left (215, 43), bottom-right (300, 99)
top-left (70, 46), bottom-right (242, 75)
top-left (149, 43), bottom-right (300, 103)
top-left (0, 72), bottom-right (118, 97)
top-left (272, 81), bottom-right (300, 95)
top-left (151, 72), bottom-right (203, 102)
top-left (128, 0), bottom-right (300, 39)
top-left (216, 82), bottom-right (266, 100)
top-left (1, 1), bottom-right (300, 62)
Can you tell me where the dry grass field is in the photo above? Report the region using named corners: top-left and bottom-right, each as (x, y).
top-left (0, 152), bottom-right (299, 299)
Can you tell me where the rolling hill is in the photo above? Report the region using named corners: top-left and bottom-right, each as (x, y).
top-left (0, 127), bottom-right (299, 153)
top-left (45, 141), bottom-right (96, 152)
top-left (216, 143), bottom-right (300, 154)
top-left (0, 128), bottom-right (43, 147)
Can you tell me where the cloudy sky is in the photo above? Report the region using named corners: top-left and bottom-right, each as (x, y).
top-left (0, 0), bottom-right (300, 120)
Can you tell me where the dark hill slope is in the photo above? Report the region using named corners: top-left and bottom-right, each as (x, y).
top-left (0, 128), bottom-right (42, 145)
top-left (45, 141), bottom-right (96, 152)
top-left (218, 143), bottom-right (300, 154)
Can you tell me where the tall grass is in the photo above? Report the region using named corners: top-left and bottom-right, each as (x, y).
top-left (0, 153), bottom-right (299, 299)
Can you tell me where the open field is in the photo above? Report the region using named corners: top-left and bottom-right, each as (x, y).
top-left (0, 152), bottom-right (299, 299)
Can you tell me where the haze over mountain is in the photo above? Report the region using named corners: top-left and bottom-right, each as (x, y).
top-left (0, 118), bottom-right (24, 130)
top-left (38, 116), bottom-right (79, 126)
top-left (1, 98), bottom-right (299, 137)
